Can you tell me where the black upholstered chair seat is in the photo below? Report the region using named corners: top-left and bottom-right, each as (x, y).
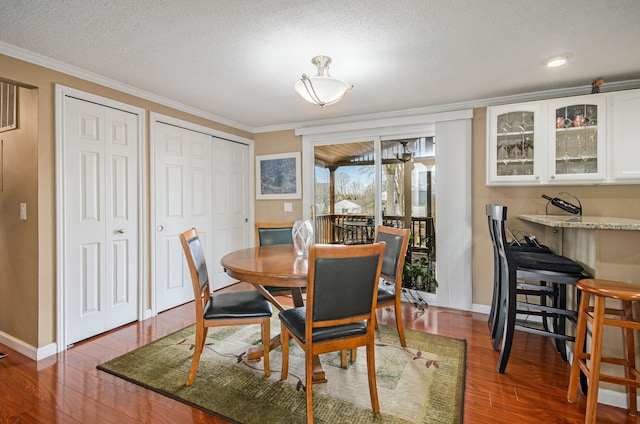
top-left (512, 251), bottom-right (584, 274)
top-left (510, 244), bottom-right (552, 254)
top-left (377, 285), bottom-right (396, 303)
top-left (203, 290), bottom-right (272, 320)
top-left (262, 285), bottom-right (291, 294)
top-left (279, 307), bottom-right (367, 343)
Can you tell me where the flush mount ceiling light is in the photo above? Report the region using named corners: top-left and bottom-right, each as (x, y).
top-left (542, 53), bottom-right (573, 68)
top-left (294, 55), bottom-right (353, 107)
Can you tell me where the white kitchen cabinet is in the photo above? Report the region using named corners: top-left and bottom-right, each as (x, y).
top-left (485, 91), bottom-right (637, 186)
top-left (547, 94), bottom-right (607, 184)
top-left (610, 89), bottom-right (640, 182)
top-left (486, 101), bottom-right (546, 185)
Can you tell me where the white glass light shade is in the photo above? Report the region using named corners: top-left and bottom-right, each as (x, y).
top-left (294, 55), bottom-right (353, 107)
top-left (294, 76), bottom-right (352, 107)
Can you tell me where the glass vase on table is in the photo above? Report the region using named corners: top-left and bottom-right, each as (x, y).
top-left (292, 220), bottom-right (314, 256)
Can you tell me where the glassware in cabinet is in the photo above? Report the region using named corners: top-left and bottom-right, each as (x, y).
top-left (496, 111), bottom-right (535, 176)
top-left (549, 95), bottom-right (606, 182)
top-left (487, 101), bottom-right (544, 185)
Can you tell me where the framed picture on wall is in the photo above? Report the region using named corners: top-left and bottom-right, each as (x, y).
top-left (256, 152), bottom-right (301, 199)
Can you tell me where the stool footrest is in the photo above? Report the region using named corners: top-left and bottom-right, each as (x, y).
top-left (515, 324), bottom-right (575, 341)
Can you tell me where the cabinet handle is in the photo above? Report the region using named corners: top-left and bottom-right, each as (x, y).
top-left (535, 175), bottom-right (540, 180)
top-left (116, 229), bottom-right (125, 234)
top-left (550, 175), bottom-right (555, 179)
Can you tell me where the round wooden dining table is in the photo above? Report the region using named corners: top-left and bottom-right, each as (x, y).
top-left (221, 244), bottom-right (307, 309)
top-left (221, 244), bottom-right (327, 383)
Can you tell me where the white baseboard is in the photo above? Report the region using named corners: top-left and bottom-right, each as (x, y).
top-left (472, 303), bottom-right (491, 315)
top-left (0, 331), bottom-right (57, 361)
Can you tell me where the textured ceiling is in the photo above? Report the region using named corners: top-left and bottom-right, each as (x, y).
top-left (1, 0), bottom-right (639, 131)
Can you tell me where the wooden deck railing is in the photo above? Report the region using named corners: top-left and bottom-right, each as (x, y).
top-left (314, 214), bottom-right (435, 257)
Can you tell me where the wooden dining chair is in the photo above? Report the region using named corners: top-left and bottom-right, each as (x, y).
top-left (343, 225), bottom-right (410, 366)
top-left (279, 242), bottom-right (386, 424)
top-left (255, 222), bottom-right (296, 298)
top-left (255, 221), bottom-right (295, 247)
top-left (373, 225), bottom-right (411, 346)
top-left (179, 228), bottom-right (273, 385)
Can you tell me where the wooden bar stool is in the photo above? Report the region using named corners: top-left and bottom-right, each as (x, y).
top-left (567, 278), bottom-right (640, 423)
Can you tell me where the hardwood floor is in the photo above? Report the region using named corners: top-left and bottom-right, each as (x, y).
top-left (0, 284), bottom-right (636, 423)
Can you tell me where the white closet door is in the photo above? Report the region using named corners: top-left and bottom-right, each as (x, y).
top-left (153, 122), bottom-right (213, 312)
top-left (63, 97), bottom-right (139, 345)
top-left (211, 138), bottom-right (251, 290)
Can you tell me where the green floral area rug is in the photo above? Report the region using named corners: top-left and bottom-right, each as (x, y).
top-left (98, 320), bottom-right (465, 423)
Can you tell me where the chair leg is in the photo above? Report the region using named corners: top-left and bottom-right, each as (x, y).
top-left (554, 283), bottom-right (568, 361)
top-left (497, 279), bottom-right (516, 373)
top-left (305, 345), bottom-right (314, 424)
top-left (262, 317), bottom-right (270, 377)
top-left (366, 338), bottom-right (380, 413)
top-left (394, 297), bottom-right (407, 347)
top-left (340, 350), bottom-right (347, 368)
top-left (280, 323), bottom-right (289, 380)
top-left (568, 291), bottom-right (590, 403)
top-left (187, 325), bottom-right (208, 386)
top-left (583, 295), bottom-right (606, 424)
top-left (623, 300), bottom-right (637, 415)
top-left (492, 295), bottom-right (506, 351)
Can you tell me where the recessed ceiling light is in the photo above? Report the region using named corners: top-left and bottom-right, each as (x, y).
top-left (542, 53), bottom-right (573, 68)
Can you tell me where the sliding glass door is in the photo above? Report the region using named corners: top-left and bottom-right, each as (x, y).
top-left (312, 137), bottom-right (436, 292)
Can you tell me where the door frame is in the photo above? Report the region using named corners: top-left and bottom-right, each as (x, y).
top-left (298, 109), bottom-right (473, 311)
top-left (149, 112), bottom-right (254, 316)
top-left (55, 85), bottom-right (147, 352)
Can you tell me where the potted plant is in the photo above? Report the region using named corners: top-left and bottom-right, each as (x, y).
top-left (402, 254), bottom-right (437, 292)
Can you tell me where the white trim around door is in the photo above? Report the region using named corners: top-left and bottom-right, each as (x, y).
top-left (55, 85), bottom-right (147, 352)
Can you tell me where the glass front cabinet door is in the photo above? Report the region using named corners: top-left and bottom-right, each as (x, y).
top-left (547, 94), bottom-right (607, 183)
top-left (487, 102), bottom-right (545, 185)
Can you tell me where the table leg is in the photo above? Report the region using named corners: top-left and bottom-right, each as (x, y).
top-left (250, 285), bottom-right (327, 383)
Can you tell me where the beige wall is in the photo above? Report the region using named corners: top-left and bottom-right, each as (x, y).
top-left (253, 130), bottom-right (304, 222)
top-left (0, 54), bottom-right (252, 349)
top-left (0, 86), bottom-right (39, 346)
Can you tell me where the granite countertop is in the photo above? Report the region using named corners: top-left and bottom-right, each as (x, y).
top-left (518, 215), bottom-right (640, 231)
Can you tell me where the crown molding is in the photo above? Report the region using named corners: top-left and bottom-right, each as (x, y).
top-left (4, 41), bottom-right (639, 136)
top-left (255, 79), bottom-right (640, 134)
top-left (0, 41), bottom-right (253, 134)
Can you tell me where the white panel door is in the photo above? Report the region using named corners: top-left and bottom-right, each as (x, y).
top-left (154, 122), bottom-right (213, 312)
top-left (63, 97), bottom-right (139, 344)
top-left (211, 139), bottom-right (251, 290)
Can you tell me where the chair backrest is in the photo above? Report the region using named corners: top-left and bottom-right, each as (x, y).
top-left (255, 222), bottom-right (294, 246)
top-left (486, 204), bottom-right (516, 282)
top-left (374, 226), bottom-right (410, 284)
top-left (179, 228), bottom-right (210, 317)
top-left (306, 243), bottom-right (386, 329)
top-left (486, 203), bottom-right (501, 279)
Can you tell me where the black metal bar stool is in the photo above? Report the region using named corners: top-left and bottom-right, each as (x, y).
top-left (567, 278), bottom-right (640, 423)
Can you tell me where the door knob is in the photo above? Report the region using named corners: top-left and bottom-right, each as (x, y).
top-left (116, 229), bottom-right (125, 234)
top-left (157, 225), bottom-right (164, 232)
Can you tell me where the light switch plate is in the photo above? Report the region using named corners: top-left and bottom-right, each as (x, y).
top-left (284, 202), bottom-right (293, 212)
top-left (20, 203), bottom-right (27, 220)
